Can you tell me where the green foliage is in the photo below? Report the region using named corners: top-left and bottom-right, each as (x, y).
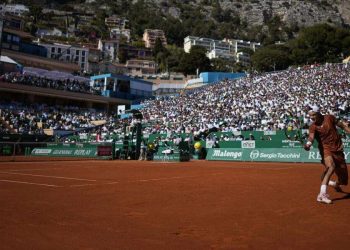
top-left (22, 0), bottom-right (287, 51)
top-left (341, 36), bottom-right (350, 58)
top-left (179, 46), bottom-right (211, 76)
top-left (153, 38), bottom-right (166, 56)
top-left (20, 1), bottom-right (350, 75)
top-left (166, 45), bottom-right (186, 72)
top-left (216, 23), bottom-right (237, 40)
top-left (128, 0), bottom-right (160, 39)
top-left (153, 38), bottom-right (170, 73)
top-left (118, 49), bottom-right (129, 64)
top-left (251, 45), bottom-right (291, 72)
top-left (28, 5), bottom-right (43, 24)
top-left (131, 40), bottom-right (145, 48)
top-left (210, 58), bottom-right (239, 72)
top-left (90, 10), bottom-right (109, 39)
top-left (288, 24), bottom-right (350, 64)
top-left (238, 48), bottom-right (254, 55)
top-left (160, 17), bottom-right (185, 47)
top-left (265, 16), bottom-right (285, 45)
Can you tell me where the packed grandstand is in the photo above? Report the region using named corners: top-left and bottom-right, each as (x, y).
top-left (0, 62), bottom-right (349, 160)
top-left (1, 63), bottom-right (349, 136)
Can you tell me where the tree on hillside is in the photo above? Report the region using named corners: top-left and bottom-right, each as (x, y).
top-left (289, 24), bottom-right (350, 64)
top-left (154, 38), bottom-right (169, 73)
top-left (341, 36), bottom-right (350, 58)
top-left (28, 5), bottom-right (43, 24)
top-left (179, 45), bottom-right (211, 76)
top-left (128, 0), bottom-right (163, 39)
top-left (166, 45), bottom-right (186, 73)
top-left (160, 17), bottom-right (185, 47)
top-left (210, 58), bottom-right (239, 72)
top-left (118, 49), bottom-right (129, 64)
top-left (91, 10), bottom-right (109, 39)
top-left (251, 44), bottom-right (291, 72)
top-left (153, 38), bottom-right (166, 57)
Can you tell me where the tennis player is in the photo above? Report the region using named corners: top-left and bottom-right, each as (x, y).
top-left (304, 106), bottom-right (350, 204)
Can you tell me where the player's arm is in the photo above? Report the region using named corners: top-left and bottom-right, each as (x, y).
top-left (304, 132), bottom-right (314, 151)
top-left (336, 119), bottom-right (350, 134)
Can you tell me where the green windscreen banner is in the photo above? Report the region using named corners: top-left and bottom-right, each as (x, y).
top-left (31, 148), bottom-right (98, 157)
top-left (31, 144), bottom-right (114, 158)
top-left (206, 148), bottom-right (350, 163)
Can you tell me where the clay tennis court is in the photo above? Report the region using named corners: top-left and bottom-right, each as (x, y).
top-left (0, 160), bottom-right (349, 250)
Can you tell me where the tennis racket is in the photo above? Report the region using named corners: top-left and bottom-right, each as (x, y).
top-left (284, 115), bottom-right (306, 145)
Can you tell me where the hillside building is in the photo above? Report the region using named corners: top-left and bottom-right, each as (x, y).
top-left (0, 4), bottom-right (28, 16)
top-left (143, 29), bottom-right (167, 48)
top-left (37, 42), bottom-right (89, 73)
top-left (184, 36), bottom-right (261, 64)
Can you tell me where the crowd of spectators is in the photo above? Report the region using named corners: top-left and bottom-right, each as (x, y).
top-left (139, 63), bottom-right (350, 137)
top-left (0, 72), bottom-right (101, 95)
top-left (0, 102), bottom-right (114, 135)
top-left (1, 63), bottom-right (350, 142)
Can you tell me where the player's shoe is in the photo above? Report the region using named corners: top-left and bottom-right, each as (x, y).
top-left (317, 193), bottom-right (332, 204)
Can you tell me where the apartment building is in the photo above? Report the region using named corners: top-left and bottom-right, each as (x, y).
top-left (142, 29), bottom-right (167, 48)
top-left (206, 40), bottom-right (235, 60)
top-left (104, 16), bottom-right (130, 43)
top-left (2, 28), bottom-right (46, 57)
top-left (184, 36), bottom-right (216, 53)
top-left (3, 14), bottom-right (25, 30)
top-left (38, 42), bottom-right (89, 73)
top-left (125, 59), bottom-right (157, 76)
top-left (224, 38), bottom-right (261, 53)
top-left (105, 16), bottom-right (128, 29)
top-left (110, 28), bottom-right (131, 43)
top-left (236, 52), bottom-right (251, 66)
top-left (0, 4), bottom-right (28, 16)
top-left (36, 28), bottom-right (64, 38)
top-left (119, 45), bottom-right (153, 61)
top-left (184, 36), bottom-right (261, 63)
top-left (98, 59), bottom-right (157, 76)
top-left (87, 47), bottom-right (102, 74)
top-left (184, 36), bottom-right (234, 59)
top-left (97, 39), bottom-right (119, 62)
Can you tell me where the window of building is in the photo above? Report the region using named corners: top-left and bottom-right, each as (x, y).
top-left (12, 36), bottom-right (20, 43)
top-left (51, 47), bottom-right (55, 53)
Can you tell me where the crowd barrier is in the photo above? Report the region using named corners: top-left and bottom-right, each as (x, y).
top-left (206, 148), bottom-right (350, 163)
top-left (1, 133), bottom-right (349, 163)
top-left (31, 142), bottom-right (115, 159)
top-left (0, 142), bottom-right (114, 161)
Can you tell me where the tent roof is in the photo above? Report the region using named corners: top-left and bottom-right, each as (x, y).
top-left (0, 55), bottom-right (19, 65)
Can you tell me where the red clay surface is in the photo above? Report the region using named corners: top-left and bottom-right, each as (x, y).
top-left (0, 160), bottom-right (349, 250)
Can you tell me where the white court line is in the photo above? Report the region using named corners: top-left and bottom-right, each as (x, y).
top-left (0, 171), bottom-right (97, 182)
top-left (255, 166), bottom-right (298, 170)
top-left (0, 179), bottom-right (61, 187)
top-left (70, 173), bottom-right (225, 188)
top-left (70, 183), bottom-right (104, 187)
top-left (205, 165), bottom-right (300, 170)
top-left (150, 162), bottom-right (178, 164)
top-left (5, 168), bottom-right (65, 172)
